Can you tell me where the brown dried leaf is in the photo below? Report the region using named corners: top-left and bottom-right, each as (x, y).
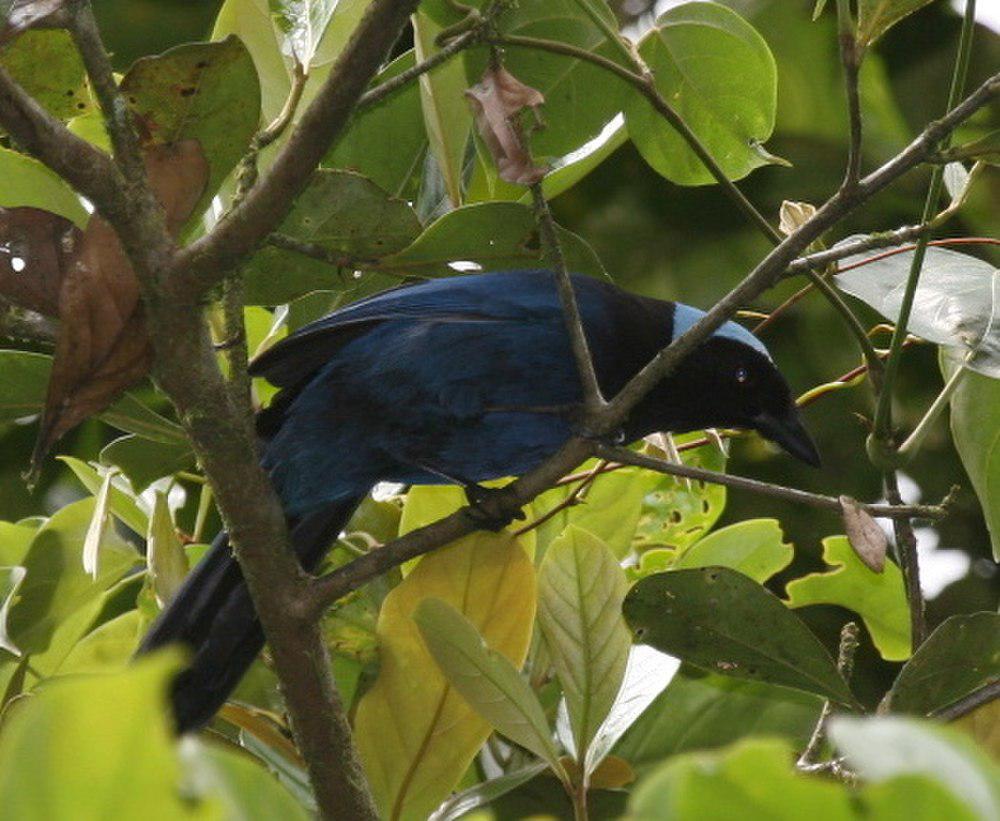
top-left (0, 0), bottom-right (67, 44)
top-left (0, 206), bottom-right (80, 316)
top-left (839, 495), bottom-right (887, 573)
top-left (31, 140), bottom-right (208, 469)
top-left (465, 66), bottom-right (547, 186)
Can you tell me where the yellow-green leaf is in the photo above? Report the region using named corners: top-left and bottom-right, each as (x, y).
top-left (785, 536), bottom-right (911, 662)
top-left (354, 530), bottom-right (536, 821)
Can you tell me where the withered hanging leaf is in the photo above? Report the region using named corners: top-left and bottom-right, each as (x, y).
top-left (31, 140), bottom-right (208, 471)
top-left (0, 0), bottom-right (67, 44)
top-left (465, 66), bottom-right (547, 186)
top-left (0, 206), bottom-right (80, 316)
top-left (839, 495), bottom-right (887, 573)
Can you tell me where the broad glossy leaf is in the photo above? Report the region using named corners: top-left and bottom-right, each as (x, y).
top-left (384, 202), bottom-right (606, 279)
top-left (887, 612), bottom-right (1000, 716)
top-left (0, 30), bottom-right (91, 124)
top-left (59, 456), bottom-right (149, 536)
top-left (325, 50), bottom-right (427, 200)
top-left (785, 536), bottom-right (910, 662)
top-left (943, 350), bottom-right (1000, 559)
top-left (429, 761), bottom-right (548, 821)
top-left (0, 566), bottom-right (26, 656)
top-left (614, 665), bottom-right (820, 775)
top-left (57, 609), bottom-right (141, 675)
top-left (624, 567), bottom-right (856, 705)
top-left (829, 716), bottom-right (1000, 821)
top-left (243, 169), bottom-right (422, 304)
top-left (632, 435), bottom-right (728, 557)
top-left (537, 526), bottom-right (630, 765)
top-left (857, 0), bottom-right (935, 47)
top-left (625, 3), bottom-right (779, 186)
top-left (672, 518), bottom-right (793, 583)
top-left (627, 737), bottom-right (855, 821)
top-left (0, 146), bottom-right (88, 226)
top-left (353, 530), bottom-right (536, 821)
top-left (835, 245), bottom-right (1000, 377)
top-left (4, 499), bottom-right (136, 681)
top-left (120, 36), bottom-right (261, 213)
top-left (0, 652), bottom-right (200, 819)
top-left (99, 434), bottom-right (196, 493)
top-left (415, 598), bottom-right (559, 765)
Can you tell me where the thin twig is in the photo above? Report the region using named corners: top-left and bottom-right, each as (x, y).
top-left (514, 460), bottom-right (604, 536)
top-left (530, 183), bottom-right (605, 416)
top-left (593, 445), bottom-right (946, 521)
top-left (883, 471), bottom-right (927, 650)
top-left (798, 622), bottom-right (860, 769)
top-left (835, 0), bottom-right (863, 189)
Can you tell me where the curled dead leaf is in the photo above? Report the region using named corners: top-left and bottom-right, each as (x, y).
top-left (465, 65), bottom-right (548, 186)
top-left (29, 140), bottom-right (209, 472)
top-left (839, 495), bottom-right (887, 573)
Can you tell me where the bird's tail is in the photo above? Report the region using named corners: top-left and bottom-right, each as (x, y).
top-left (137, 498), bottom-right (361, 733)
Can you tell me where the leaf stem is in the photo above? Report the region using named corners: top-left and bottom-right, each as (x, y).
top-left (897, 358), bottom-right (969, 460)
top-left (835, 0), bottom-right (863, 189)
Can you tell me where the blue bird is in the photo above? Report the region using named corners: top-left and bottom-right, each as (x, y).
top-left (139, 270), bottom-right (819, 731)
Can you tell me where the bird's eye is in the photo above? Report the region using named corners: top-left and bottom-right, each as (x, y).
top-left (735, 366), bottom-right (750, 385)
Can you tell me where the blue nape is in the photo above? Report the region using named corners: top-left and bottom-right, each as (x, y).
top-left (671, 303), bottom-right (771, 361)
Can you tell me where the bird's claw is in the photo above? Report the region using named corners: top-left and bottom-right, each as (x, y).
top-left (463, 483), bottom-right (526, 532)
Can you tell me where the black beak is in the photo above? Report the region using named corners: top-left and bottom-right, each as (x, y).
top-left (753, 408), bottom-right (821, 467)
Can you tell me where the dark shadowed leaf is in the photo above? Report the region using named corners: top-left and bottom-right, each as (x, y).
top-left (429, 761), bottom-right (548, 821)
top-left (99, 435), bottom-right (196, 493)
top-left (857, 0), bottom-right (935, 47)
top-left (624, 3), bottom-right (779, 186)
top-left (0, 207), bottom-right (79, 316)
top-left (835, 244), bottom-right (1000, 377)
top-left (614, 665), bottom-right (820, 776)
top-left (243, 169), bottom-right (422, 305)
top-left (886, 612), bottom-right (1000, 716)
top-left (384, 201), bottom-right (606, 278)
top-left (624, 567), bottom-right (856, 705)
top-left (466, 65), bottom-right (547, 186)
top-left (120, 36), bottom-right (260, 214)
top-left (839, 496), bottom-right (887, 573)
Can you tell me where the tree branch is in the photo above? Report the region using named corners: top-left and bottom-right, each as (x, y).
top-left (168, 0), bottom-right (422, 297)
top-left (593, 445), bottom-right (946, 521)
top-left (835, 0), bottom-right (863, 189)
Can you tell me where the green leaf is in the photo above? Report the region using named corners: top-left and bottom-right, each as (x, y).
top-left (632, 435), bottom-right (728, 557)
top-left (0, 566), bottom-right (26, 656)
top-left (269, 0), bottom-right (342, 66)
top-left (614, 665), bottom-right (821, 776)
top-left (0, 651), bottom-right (202, 820)
top-left (412, 11), bottom-right (471, 210)
top-left (536, 526), bottom-right (630, 766)
top-left (943, 351), bottom-right (1000, 559)
top-left (59, 456), bottom-right (149, 536)
top-left (243, 169), bottom-right (422, 304)
top-left (99, 392), bottom-right (187, 445)
top-left (0, 146), bottom-right (88, 226)
top-left (857, 0), bottom-right (935, 47)
top-left (627, 737), bottom-right (856, 820)
top-left (430, 761), bottom-right (549, 821)
top-left (81, 467), bottom-right (114, 579)
top-left (146, 491), bottom-right (189, 608)
top-left (384, 202), bottom-right (606, 279)
top-left (785, 535), bottom-right (911, 662)
top-left (181, 738), bottom-right (311, 821)
top-left (99, 434), bottom-right (196, 493)
top-left (414, 597), bottom-right (560, 767)
top-left (886, 612), bottom-right (1000, 716)
top-left (835, 245), bottom-right (999, 377)
top-left (860, 775), bottom-right (979, 821)
top-left (58, 609), bottom-right (142, 676)
top-left (5, 499), bottom-right (137, 681)
top-left (672, 518), bottom-right (794, 583)
top-left (624, 2), bottom-right (779, 186)
top-left (624, 567), bottom-right (856, 705)
top-left (120, 36), bottom-right (262, 212)
top-left (0, 30), bottom-right (92, 125)
top-left (325, 50), bottom-right (427, 199)
top-left (829, 715), bottom-right (1000, 821)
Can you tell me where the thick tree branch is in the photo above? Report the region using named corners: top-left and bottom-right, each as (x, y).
top-left (168, 0), bottom-right (422, 297)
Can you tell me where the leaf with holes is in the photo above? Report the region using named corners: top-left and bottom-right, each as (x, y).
top-left (120, 36), bottom-right (260, 216)
top-left (537, 526), bottom-right (630, 767)
top-left (0, 30), bottom-right (92, 122)
top-left (624, 3), bottom-right (779, 186)
top-left (624, 566), bottom-right (856, 705)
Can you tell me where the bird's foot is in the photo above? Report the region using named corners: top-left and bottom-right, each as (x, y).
top-left (463, 483), bottom-right (526, 532)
